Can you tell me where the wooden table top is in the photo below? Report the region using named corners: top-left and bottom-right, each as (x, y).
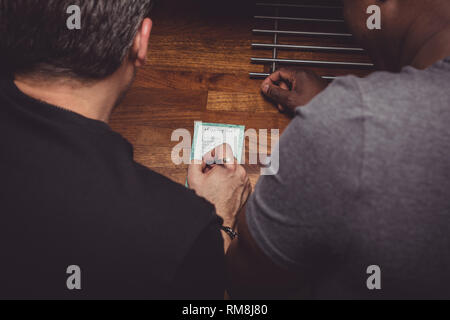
top-left (109, 0), bottom-right (373, 187)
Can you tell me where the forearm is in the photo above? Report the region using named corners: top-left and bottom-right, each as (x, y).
top-left (218, 209), bottom-right (240, 254)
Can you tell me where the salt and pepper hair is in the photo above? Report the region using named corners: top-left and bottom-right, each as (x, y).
top-left (0, 0), bottom-right (154, 79)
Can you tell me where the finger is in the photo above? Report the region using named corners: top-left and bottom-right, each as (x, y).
top-left (276, 68), bottom-right (298, 84)
top-left (203, 164), bottom-right (215, 173)
top-left (262, 83), bottom-right (291, 107)
top-left (213, 143), bottom-right (233, 159)
top-left (262, 68), bottom-right (296, 88)
top-left (187, 159), bottom-right (206, 187)
top-left (277, 81), bottom-right (290, 112)
top-left (214, 143), bottom-right (237, 170)
top-left (261, 69), bottom-right (292, 100)
top-left (203, 148), bottom-right (216, 166)
top-left (261, 70), bottom-right (282, 88)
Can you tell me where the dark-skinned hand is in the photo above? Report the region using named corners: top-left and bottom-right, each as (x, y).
top-left (261, 68), bottom-right (328, 115)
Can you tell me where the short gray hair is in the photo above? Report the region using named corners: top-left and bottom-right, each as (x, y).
top-left (0, 0), bottom-right (154, 79)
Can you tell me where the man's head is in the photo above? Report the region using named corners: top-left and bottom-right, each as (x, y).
top-left (0, 0), bottom-right (153, 82)
top-left (342, 0), bottom-right (450, 71)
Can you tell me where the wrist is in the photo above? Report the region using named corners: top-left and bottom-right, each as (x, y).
top-left (222, 218), bottom-right (236, 230)
top-left (221, 226), bottom-right (238, 240)
top-left (216, 208), bottom-right (236, 230)
top-left (221, 226), bottom-right (237, 255)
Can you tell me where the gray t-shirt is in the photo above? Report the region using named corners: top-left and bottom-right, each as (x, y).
top-left (247, 57), bottom-right (450, 299)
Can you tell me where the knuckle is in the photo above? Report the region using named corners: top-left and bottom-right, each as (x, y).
top-left (188, 176), bottom-right (199, 188)
top-left (188, 180), bottom-right (198, 190)
top-left (279, 67), bottom-right (290, 74)
top-left (287, 94), bottom-right (300, 107)
top-left (295, 69), bottom-right (308, 79)
top-left (237, 166), bottom-right (247, 179)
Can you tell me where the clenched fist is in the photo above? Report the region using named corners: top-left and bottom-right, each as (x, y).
top-left (261, 68), bottom-right (328, 114)
top-left (188, 144), bottom-right (251, 231)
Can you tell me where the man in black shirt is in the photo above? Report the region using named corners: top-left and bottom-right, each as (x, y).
top-left (0, 0), bottom-right (251, 299)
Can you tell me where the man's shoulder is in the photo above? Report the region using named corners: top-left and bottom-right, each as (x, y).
top-left (289, 75), bottom-right (365, 142)
top-left (353, 60), bottom-right (450, 115)
top-left (294, 61), bottom-right (450, 132)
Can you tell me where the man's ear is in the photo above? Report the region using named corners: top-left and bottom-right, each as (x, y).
top-left (131, 18), bottom-right (153, 68)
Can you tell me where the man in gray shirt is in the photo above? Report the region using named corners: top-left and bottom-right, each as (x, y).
top-left (225, 0), bottom-right (450, 299)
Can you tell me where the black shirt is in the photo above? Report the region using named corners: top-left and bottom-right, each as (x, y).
top-left (0, 76), bottom-right (225, 299)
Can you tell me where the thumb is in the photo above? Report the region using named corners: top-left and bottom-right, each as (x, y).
top-left (214, 143), bottom-right (238, 170)
top-left (262, 83), bottom-right (291, 107)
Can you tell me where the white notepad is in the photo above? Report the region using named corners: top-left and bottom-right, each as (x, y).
top-left (190, 121), bottom-right (245, 163)
top-left (186, 122), bottom-right (245, 187)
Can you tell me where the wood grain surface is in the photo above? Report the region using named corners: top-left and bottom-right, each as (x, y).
top-left (109, 0), bottom-right (373, 187)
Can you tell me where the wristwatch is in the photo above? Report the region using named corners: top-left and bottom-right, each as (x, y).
top-left (221, 226), bottom-right (238, 240)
